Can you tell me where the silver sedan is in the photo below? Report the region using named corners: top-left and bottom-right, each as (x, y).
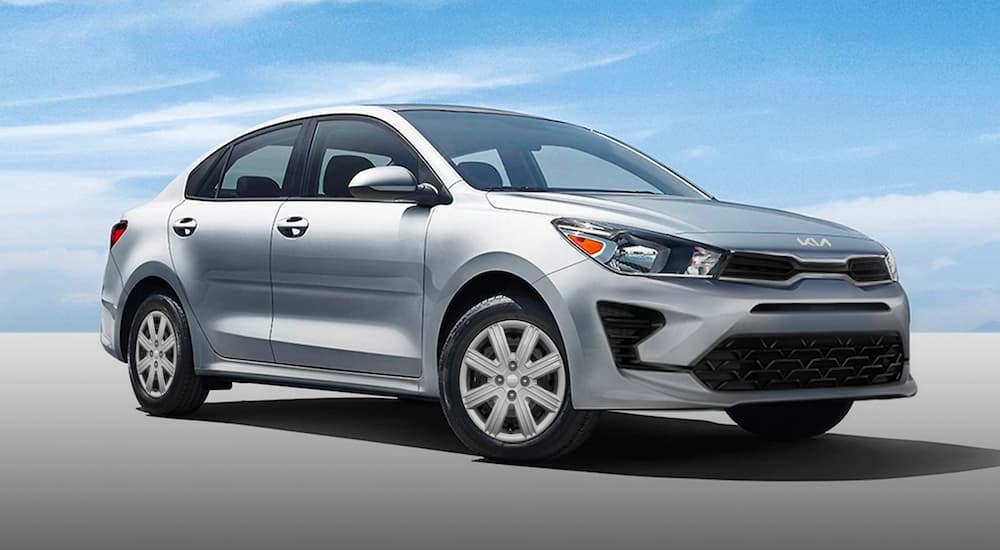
top-left (100, 105), bottom-right (915, 462)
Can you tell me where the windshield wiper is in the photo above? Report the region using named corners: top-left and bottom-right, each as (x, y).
top-left (489, 186), bottom-right (550, 192)
top-left (488, 187), bottom-right (661, 195)
top-left (577, 189), bottom-right (658, 194)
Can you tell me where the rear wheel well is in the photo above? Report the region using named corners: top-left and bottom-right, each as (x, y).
top-left (119, 277), bottom-right (180, 357)
top-left (436, 271), bottom-right (552, 363)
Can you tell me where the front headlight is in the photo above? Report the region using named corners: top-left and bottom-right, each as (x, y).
top-left (553, 218), bottom-right (725, 277)
top-left (883, 244), bottom-right (899, 282)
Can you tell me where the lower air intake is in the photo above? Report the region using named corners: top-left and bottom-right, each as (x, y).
top-left (690, 332), bottom-right (905, 391)
top-left (597, 302), bottom-right (665, 369)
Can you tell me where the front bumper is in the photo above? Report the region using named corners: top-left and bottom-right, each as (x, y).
top-left (537, 259), bottom-right (916, 410)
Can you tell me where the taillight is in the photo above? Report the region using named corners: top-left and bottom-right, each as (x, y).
top-left (110, 220), bottom-right (128, 249)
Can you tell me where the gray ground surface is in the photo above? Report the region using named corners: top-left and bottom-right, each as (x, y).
top-left (1, 333), bottom-right (998, 549)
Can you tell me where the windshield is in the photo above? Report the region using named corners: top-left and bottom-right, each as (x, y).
top-left (399, 110), bottom-right (707, 197)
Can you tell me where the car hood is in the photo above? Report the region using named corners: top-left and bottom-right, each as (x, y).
top-left (486, 192), bottom-right (887, 256)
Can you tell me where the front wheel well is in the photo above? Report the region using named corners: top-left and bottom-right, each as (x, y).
top-left (119, 276), bottom-right (180, 358)
top-left (436, 271), bottom-right (553, 362)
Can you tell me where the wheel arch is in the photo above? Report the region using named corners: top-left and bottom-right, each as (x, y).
top-left (119, 276), bottom-right (180, 360)
top-left (421, 249), bottom-right (584, 397)
top-left (435, 270), bottom-right (556, 364)
top-left (116, 262), bottom-right (199, 362)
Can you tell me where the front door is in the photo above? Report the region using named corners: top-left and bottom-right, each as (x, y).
top-left (269, 116), bottom-right (438, 377)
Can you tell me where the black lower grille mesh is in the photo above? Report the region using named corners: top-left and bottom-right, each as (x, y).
top-left (690, 332), bottom-right (904, 391)
top-left (597, 302), bottom-right (665, 369)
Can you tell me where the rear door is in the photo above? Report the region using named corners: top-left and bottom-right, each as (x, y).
top-left (269, 116), bottom-right (438, 377)
top-left (169, 122), bottom-right (306, 362)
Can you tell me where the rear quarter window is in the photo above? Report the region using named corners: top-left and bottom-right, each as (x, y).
top-left (185, 147), bottom-right (228, 199)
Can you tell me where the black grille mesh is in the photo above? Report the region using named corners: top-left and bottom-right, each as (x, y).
top-left (720, 253), bottom-right (892, 284)
top-left (690, 332), bottom-right (905, 391)
top-left (720, 254), bottom-right (796, 281)
top-left (597, 302), bottom-right (665, 369)
top-left (847, 257), bottom-right (893, 282)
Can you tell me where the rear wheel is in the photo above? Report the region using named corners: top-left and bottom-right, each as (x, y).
top-left (727, 399), bottom-right (853, 441)
top-left (127, 294), bottom-right (208, 416)
top-left (439, 295), bottom-right (597, 462)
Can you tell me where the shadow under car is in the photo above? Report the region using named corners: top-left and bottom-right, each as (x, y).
top-left (183, 397), bottom-right (1000, 481)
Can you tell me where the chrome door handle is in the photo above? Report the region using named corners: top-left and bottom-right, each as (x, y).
top-left (276, 216), bottom-right (309, 238)
top-left (172, 217), bottom-right (198, 237)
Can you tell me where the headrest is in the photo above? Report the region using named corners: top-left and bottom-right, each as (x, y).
top-left (236, 175), bottom-right (281, 198)
top-left (324, 155), bottom-right (376, 197)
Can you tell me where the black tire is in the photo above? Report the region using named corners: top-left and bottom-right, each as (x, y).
top-left (439, 295), bottom-right (597, 463)
top-left (726, 399), bottom-right (853, 441)
top-left (127, 293), bottom-right (209, 416)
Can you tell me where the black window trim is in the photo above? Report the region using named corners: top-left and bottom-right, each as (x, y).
top-left (183, 119), bottom-right (312, 202)
top-left (287, 114), bottom-right (447, 203)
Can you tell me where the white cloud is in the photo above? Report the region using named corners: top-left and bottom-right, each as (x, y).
top-left (980, 132), bottom-right (1000, 143)
top-left (0, 45), bottom-right (646, 143)
top-left (0, 170), bottom-right (153, 322)
top-left (0, 248), bottom-right (107, 276)
top-left (796, 189), bottom-right (1000, 285)
top-left (146, 0), bottom-right (345, 24)
top-left (778, 142), bottom-right (900, 162)
top-left (173, 1), bottom-right (448, 24)
top-left (929, 256), bottom-right (956, 272)
top-left (0, 0), bottom-right (446, 24)
top-left (0, 71), bottom-right (218, 109)
top-left (618, 128), bottom-right (658, 141)
top-left (796, 190), bottom-right (1000, 249)
top-left (0, 44), bottom-right (645, 179)
top-left (911, 287), bottom-right (1000, 331)
top-left (797, 190), bottom-right (1000, 330)
top-left (679, 145), bottom-right (715, 160)
top-left (0, 171), bottom-right (150, 250)
top-left (0, 42), bottom-right (653, 275)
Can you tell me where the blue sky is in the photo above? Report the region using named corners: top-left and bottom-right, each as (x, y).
top-left (0, 0), bottom-right (998, 331)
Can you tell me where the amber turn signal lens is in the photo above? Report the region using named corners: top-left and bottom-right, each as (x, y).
top-left (568, 234), bottom-right (606, 256)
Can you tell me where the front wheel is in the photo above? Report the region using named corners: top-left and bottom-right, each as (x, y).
top-left (439, 295), bottom-right (597, 463)
top-left (127, 293), bottom-right (209, 416)
top-left (727, 399), bottom-right (853, 441)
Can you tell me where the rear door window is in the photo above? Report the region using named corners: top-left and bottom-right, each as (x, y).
top-left (217, 124), bottom-right (302, 199)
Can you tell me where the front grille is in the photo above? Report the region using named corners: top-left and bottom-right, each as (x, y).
top-left (597, 302), bottom-right (665, 369)
top-left (690, 332), bottom-right (905, 391)
top-left (719, 253), bottom-right (892, 284)
top-left (720, 254), bottom-right (797, 281)
top-left (847, 257), bottom-right (893, 282)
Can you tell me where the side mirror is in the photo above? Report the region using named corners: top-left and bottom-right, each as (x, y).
top-left (348, 166), bottom-right (442, 206)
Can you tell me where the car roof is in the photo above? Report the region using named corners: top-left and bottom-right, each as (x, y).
top-left (378, 104), bottom-right (530, 116)
top-left (258, 104), bottom-right (549, 128)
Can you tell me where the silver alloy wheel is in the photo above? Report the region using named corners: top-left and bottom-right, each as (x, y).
top-left (134, 310), bottom-right (177, 399)
top-left (459, 320), bottom-right (566, 443)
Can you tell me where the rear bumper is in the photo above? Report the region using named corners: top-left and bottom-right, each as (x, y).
top-left (537, 259), bottom-right (915, 410)
top-left (100, 255), bottom-right (125, 362)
